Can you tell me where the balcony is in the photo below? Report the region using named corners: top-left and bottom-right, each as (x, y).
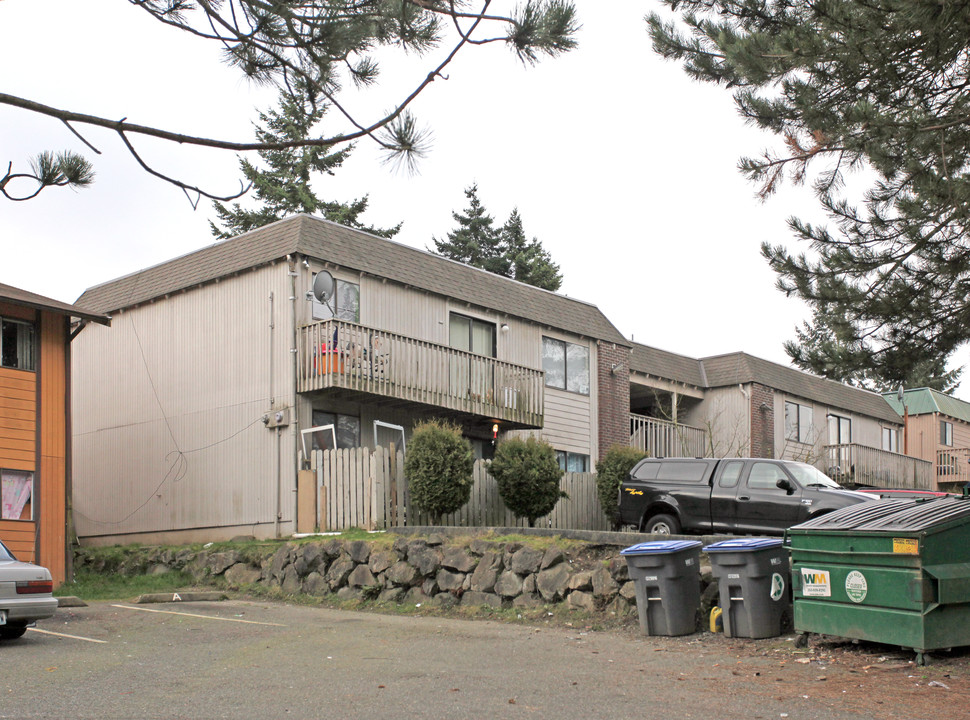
top-left (297, 319), bottom-right (544, 428)
top-left (820, 443), bottom-right (933, 489)
top-left (936, 448), bottom-right (970, 489)
top-left (630, 413), bottom-right (708, 458)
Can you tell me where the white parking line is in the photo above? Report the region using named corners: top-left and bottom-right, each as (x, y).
top-left (28, 627), bottom-right (108, 644)
top-left (110, 604), bottom-right (286, 626)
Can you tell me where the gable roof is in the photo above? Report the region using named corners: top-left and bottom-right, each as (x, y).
top-left (0, 282), bottom-right (110, 325)
top-left (630, 343), bottom-right (901, 424)
top-left (883, 387), bottom-right (970, 425)
top-left (76, 215), bottom-right (629, 346)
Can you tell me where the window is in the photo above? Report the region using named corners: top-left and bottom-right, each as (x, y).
top-left (310, 411), bottom-right (360, 450)
top-left (1, 469), bottom-right (33, 520)
top-left (941, 420), bottom-right (954, 447)
top-left (717, 461), bottom-right (744, 488)
top-left (784, 401), bottom-right (814, 444)
top-left (311, 276), bottom-right (360, 322)
top-left (542, 337), bottom-right (589, 395)
top-left (449, 314), bottom-right (495, 357)
top-left (828, 414), bottom-right (851, 445)
top-left (882, 427), bottom-right (899, 453)
top-left (747, 463), bottom-right (788, 490)
top-left (0, 318), bottom-right (35, 371)
top-left (556, 451), bottom-right (589, 473)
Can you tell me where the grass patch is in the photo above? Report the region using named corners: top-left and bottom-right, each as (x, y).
top-left (55, 569), bottom-right (200, 601)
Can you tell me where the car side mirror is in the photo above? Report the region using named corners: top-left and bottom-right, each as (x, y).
top-left (776, 478), bottom-right (795, 495)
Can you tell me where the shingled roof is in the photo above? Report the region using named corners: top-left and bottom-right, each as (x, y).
top-left (76, 215), bottom-right (629, 346)
top-left (630, 343), bottom-right (900, 424)
top-left (1, 282), bottom-right (109, 325)
top-left (630, 343), bottom-right (705, 388)
top-left (701, 352), bottom-right (900, 424)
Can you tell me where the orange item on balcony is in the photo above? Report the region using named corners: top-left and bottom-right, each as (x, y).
top-left (317, 349), bottom-right (344, 375)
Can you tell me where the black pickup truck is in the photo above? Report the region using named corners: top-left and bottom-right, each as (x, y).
top-left (618, 458), bottom-right (873, 535)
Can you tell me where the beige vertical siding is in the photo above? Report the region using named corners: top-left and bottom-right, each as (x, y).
top-left (72, 264), bottom-right (297, 541)
top-left (685, 386), bottom-right (751, 457)
top-left (774, 393), bottom-right (892, 463)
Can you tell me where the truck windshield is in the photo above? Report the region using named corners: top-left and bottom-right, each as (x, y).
top-left (787, 463), bottom-right (841, 489)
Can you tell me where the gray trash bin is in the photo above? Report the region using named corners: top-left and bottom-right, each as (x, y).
top-left (620, 540), bottom-right (702, 636)
top-left (703, 537), bottom-right (790, 639)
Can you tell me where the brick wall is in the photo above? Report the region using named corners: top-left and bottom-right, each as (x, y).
top-left (748, 383), bottom-right (775, 458)
top-left (597, 342), bottom-right (631, 461)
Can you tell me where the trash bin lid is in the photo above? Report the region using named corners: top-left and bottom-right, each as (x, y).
top-left (620, 540), bottom-right (702, 556)
top-left (703, 538), bottom-right (783, 553)
top-left (790, 495), bottom-right (970, 533)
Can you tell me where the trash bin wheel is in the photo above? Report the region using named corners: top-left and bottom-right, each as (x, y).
top-left (795, 632), bottom-right (810, 649)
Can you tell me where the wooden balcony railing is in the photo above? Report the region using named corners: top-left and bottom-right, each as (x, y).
top-left (298, 320), bottom-right (544, 428)
top-left (630, 413), bottom-right (708, 458)
top-left (820, 443), bottom-right (933, 489)
top-left (936, 448), bottom-right (970, 488)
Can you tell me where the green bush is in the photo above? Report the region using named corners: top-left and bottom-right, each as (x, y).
top-left (489, 436), bottom-right (566, 527)
top-left (595, 445), bottom-right (648, 529)
top-left (404, 420), bottom-right (475, 523)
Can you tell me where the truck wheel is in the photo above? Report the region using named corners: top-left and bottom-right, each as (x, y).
top-left (645, 514), bottom-right (680, 535)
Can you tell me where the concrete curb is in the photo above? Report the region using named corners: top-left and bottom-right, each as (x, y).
top-left (133, 591), bottom-right (228, 604)
top-left (56, 596), bottom-right (88, 608)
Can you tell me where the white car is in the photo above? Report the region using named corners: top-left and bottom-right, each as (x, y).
top-left (0, 538), bottom-right (57, 640)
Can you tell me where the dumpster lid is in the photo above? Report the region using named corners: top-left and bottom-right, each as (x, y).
top-left (702, 538), bottom-right (783, 553)
top-left (790, 495), bottom-right (970, 533)
top-left (620, 540), bottom-right (702, 555)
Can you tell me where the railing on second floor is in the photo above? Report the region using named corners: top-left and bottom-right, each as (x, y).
top-left (820, 443), bottom-right (933, 489)
top-left (297, 319), bottom-right (544, 428)
top-left (937, 448), bottom-right (970, 488)
top-left (630, 413), bottom-right (708, 458)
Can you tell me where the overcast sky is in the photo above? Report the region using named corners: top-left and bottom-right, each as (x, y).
top-left (4, 1), bottom-right (955, 397)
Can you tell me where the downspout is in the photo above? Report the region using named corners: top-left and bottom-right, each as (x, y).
top-left (286, 255), bottom-right (302, 536)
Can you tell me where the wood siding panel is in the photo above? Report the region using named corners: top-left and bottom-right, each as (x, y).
top-left (38, 313), bottom-right (68, 584)
top-left (72, 266), bottom-right (296, 541)
top-left (540, 388), bottom-right (592, 456)
top-left (0, 521), bottom-right (35, 562)
top-left (0, 368), bottom-right (36, 469)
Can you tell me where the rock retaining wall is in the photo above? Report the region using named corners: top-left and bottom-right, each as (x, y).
top-left (76, 535), bottom-right (722, 617)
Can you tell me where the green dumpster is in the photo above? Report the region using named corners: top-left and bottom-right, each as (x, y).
top-left (786, 494), bottom-right (970, 663)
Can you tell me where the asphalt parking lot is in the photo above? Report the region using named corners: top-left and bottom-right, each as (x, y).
top-left (3, 599), bottom-right (968, 719)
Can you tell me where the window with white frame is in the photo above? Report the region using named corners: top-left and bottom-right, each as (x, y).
top-left (1, 469), bottom-right (33, 520)
top-left (882, 427), bottom-right (899, 453)
top-left (941, 420), bottom-right (954, 447)
top-left (784, 401), bottom-right (814, 444)
top-left (310, 410), bottom-right (361, 450)
top-left (542, 337), bottom-right (589, 395)
top-left (311, 276), bottom-right (360, 322)
top-left (0, 318), bottom-right (35, 371)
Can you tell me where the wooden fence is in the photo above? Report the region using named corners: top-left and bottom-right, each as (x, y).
top-left (307, 447), bottom-right (611, 532)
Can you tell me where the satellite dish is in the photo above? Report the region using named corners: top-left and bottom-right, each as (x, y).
top-left (312, 271), bottom-right (335, 304)
top-left (897, 385), bottom-right (904, 404)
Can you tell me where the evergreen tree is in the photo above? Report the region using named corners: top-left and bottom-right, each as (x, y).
top-left (210, 89), bottom-right (400, 240)
top-left (4, 1), bottom-right (579, 201)
top-left (431, 184), bottom-right (505, 273)
top-left (432, 186), bottom-right (563, 291)
top-left (502, 209), bottom-right (563, 291)
top-left (648, 0), bottom-right (970, 390)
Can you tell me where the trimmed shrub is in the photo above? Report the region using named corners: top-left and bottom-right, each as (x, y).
top-left (489, 436), bottom-right (566, 527)
top-left (595, 445), bottom-right (648, 529)
top-left (404, 420), bottom-right (475, 523)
